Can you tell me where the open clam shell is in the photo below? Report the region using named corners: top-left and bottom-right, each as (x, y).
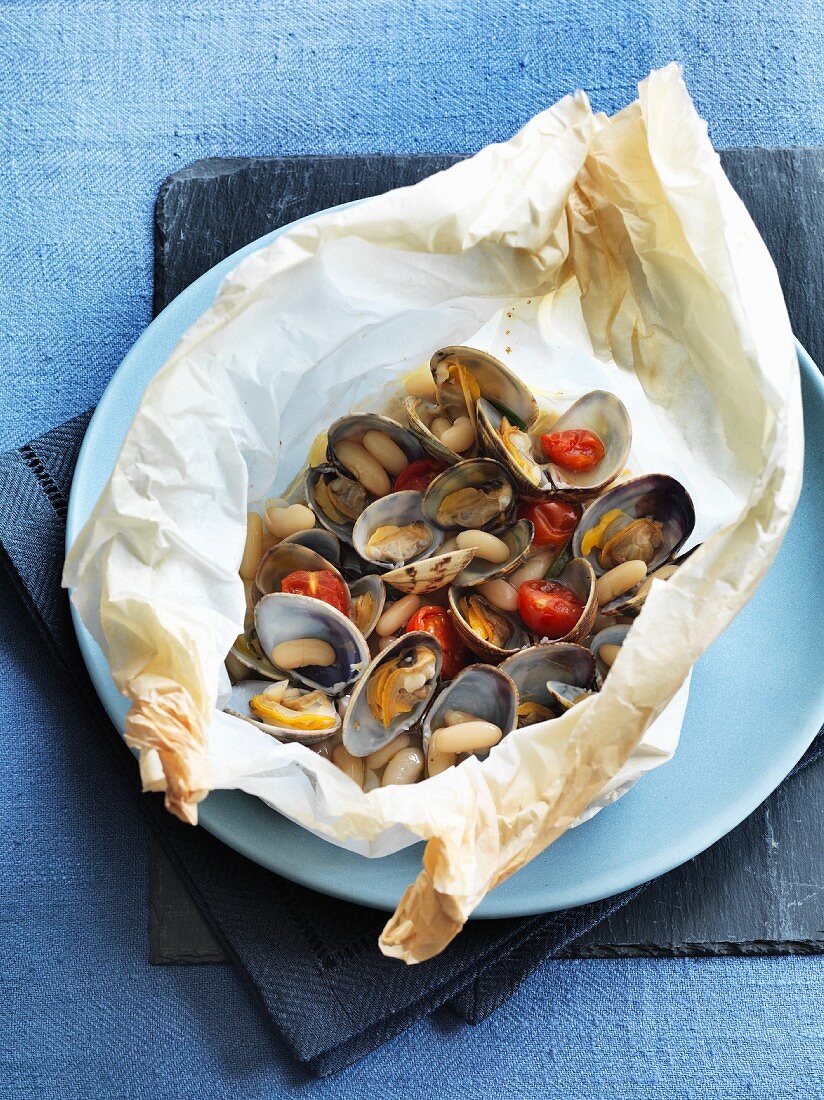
top-left (352, 490), bottom-right (443, 571)
top-left (572, 473), bottom-right (695, 576)
top-left (404, 396), bottom-right (471, 465)
top-left (455, 519), bottom-right (533, 587)
top-left (448, 585), bottom-right (532, 660)
top-left (229, 629), bottom-right (281, 680)
top-left (476, 398), bottom-right (552, 500)
top-left (254, 592), bottom-right (369, 696)
top-left (541, 390), bottom-right (632, 501)
top-left (254, 542), bottom-right (350, 612)
top-left (538, 557), bottom-right (598, 644)
top-left (430, 346), bottom-right (539, 429)
top-left (421, 458), bottom-right (518, 532)
top-left (600, 547), bottom-right (696, 619)
top-left (327, 413), bottom-right (424, 494)
top-left (342, 631), bottom-right (442, 757)
top-left (591, 623), bottom-right (631, 680)
top-left (349, 575), bottom-right (386, 637)
top-left (421, 663), bottom-right (518, 774)
top-left (224, 679), bottom-right (340, 744)
top-left (305, 464), bottom-right (372, 545)
top-left (501, 643), bottom-right (595, 725)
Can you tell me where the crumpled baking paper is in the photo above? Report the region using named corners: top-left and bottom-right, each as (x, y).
top-left (64, 65), bottom-right (803, 963)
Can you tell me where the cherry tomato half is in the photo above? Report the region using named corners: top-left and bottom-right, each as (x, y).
top-left (405, 605), bottom-right (470, 680)
top-left (517, 499), bottom-right (580, 549)
top-left (540, 429), bottom-right (606, 473)
top-left (517, 580), bottom-right (584, 639)
top-left (281, 570), bottom-right (348, 616)
top-left (393, 459), bottom-right (448, 493)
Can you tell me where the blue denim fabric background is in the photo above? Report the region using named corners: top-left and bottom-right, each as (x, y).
top-left (2, 1), bottom-right (823, 1095)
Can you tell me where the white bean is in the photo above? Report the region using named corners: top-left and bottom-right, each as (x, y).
top-left (334, 439), bottom-right (391, 496)
top-left (362, 430), bottom-right (408, 476)
top-left (405, 369), bottom-right (438, 401)
top-left (439, 416), bottom-right (475, 453)
top-left (377, 633), bottom-right (401, 652)
top-left (264, 502), bottom-right (316, 539)
top-left (478, 579), bottom-right (518, 612)
top-left (455, 530), bottom-right (510, 563)
top-left (366, 733), bottom-right (413, 771)
top-left (363, 768), bottom-right (382, 792)
top-left (430, 720), bottom-right (503, 754)
top-left (239, 512), bottom-right (264, 579)
top-left (599, 643), bottom-right (622, 669)
top-left (271, 638), bottom-right (336, 669)
top-left (427, 748), bottom-right (458, 777)
top-left (332, 745), bottom-right (365, 787)
top-left (382, 746), bottom-right (425, 786)
top-left (508, 549), bottom-right (555, 587)
top-left (430, 416), bottom-right (452, 437)
top-left (376, 594), bottom-right (421, 637)
top-left (596, 560), bottom-right (647, 606)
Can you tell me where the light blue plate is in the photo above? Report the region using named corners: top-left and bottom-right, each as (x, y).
top-left (66, 206), bottom-right (824, 917)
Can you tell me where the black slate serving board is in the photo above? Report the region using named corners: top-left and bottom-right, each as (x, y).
top-left (150, 150), bottom-right (824, 965)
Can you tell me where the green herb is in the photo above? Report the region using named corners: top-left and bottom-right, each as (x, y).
top-left (546, 545), bottom-right (571, 579)
top-left (487, 398), bottom-right (527, 431)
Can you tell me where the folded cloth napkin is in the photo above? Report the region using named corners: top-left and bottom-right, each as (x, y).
top-left (2, 413), bottom-right (822, 1076)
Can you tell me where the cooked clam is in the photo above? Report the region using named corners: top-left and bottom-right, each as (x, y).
top-left (421, 458), bottom-right (517, 531)
top-left (421, 663), bottom-right (518, 775)
top-left (225, 679), bottom-right (340, 744)
top-left (352, 490), bottom-right (443, 570)
top-left (305, 464), bottom-right (372, 544)
top-left (349, 575), bottom-right (386, 637)
top-left (600, 547), bottom-right (696, 619)
top-left (430, 346), bottom-right (538, 429)
top-left (501, 643), bottom-right (595, 727)
top-left (342, 632), bottom-right (442, 757)
top-left (254, 592), bottom-right (369, 695)
top-left (476, 398), bottom-right (551, 499)
top-left (448, 586), bottom-right (531, 659)
top-left (541, 391), bottom-right (632, 500)
top-left (573, 474), bottom-right (695, 576)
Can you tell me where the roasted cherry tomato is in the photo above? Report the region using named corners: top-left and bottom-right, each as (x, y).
top-left (517, 580), bottom-right (584, 639)
top-left (517, 499), bottom-right (580, 548)
top-left (540, 429), bottom-right (606, 472)
top-left (405, 605), bottom-right (470, 680)
top-left (281, 570), bottom-right (348, 616)
top-left (393, 458), bottom-right (448, 493)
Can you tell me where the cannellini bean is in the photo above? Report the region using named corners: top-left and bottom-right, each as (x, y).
top-left (225, 653), bottom-right (249, 682)
top-left (264, 502), bottom-right (316, 539)
top-left (444, 709), bottom-right (475, 726)
top-left (430, 720), bottom-right (503, 754)
top-left (405, 368), bottom-right (438, 401)
top-left (455, 530), bottom-right (510, 563)
top-left (507, 549), bottom-right (555, 587)
top-left (439, 416), bottom-right (475, 453)
top-left (596, 560), bottom-right (647, 606)
top-left (599, 643), bottom-right (622, 669)
top-left (363, 768), bottom-right (382, 792)
top-left (271, 638), bottom-right (336, 669)
top-left (366, 733), bottom-right (413, 771)
top-left (478, 579), bottom-right (518, 612)
top-left (334, 439), bottom-right (391, 496)
top-left (362, 430), bottom-right (408, 476)
top-left (239, 512), bottom-right (264, 579)
top-left (377, 633), bottom-right (401, 652)
top-left (382, 746), bottom-right (425, 786)
top-left (332, 746), bottom-right (365, 787)
top-left (426, 748), bottom-right (458, 777)
top-left (376, 594), bottom-right (421, 637)
top-left (430, 416), bottom-right (452, 437)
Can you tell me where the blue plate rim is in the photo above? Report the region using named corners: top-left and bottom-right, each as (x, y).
top-left (66, 202), bottom-right (824, 917)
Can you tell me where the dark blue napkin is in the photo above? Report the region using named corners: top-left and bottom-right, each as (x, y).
top-left (1, 410), bottom-right (822, 1076)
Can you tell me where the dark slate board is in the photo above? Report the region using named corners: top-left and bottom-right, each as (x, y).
top-left (150, 150), bottom-right (824, 966)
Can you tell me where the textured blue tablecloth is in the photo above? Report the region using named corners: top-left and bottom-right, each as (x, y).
top-left (2, 2), bottom-right (823, 1096)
